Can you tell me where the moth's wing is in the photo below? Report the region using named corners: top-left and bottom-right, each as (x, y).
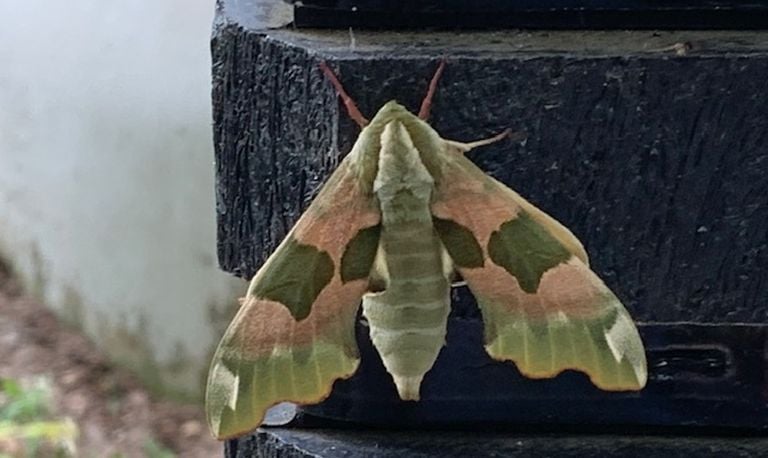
top-left (206, 157), bottom-right (381, 439)
top-left (431, 143), bottom-right (647, 390)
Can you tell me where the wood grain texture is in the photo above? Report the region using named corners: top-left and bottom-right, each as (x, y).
top-left (212, 26), bottom-right (768, 324)
top-left (226, 428), bottom-right (768, 458)
top-left (291, 0), bottom-right (768, 29)
top-left (211, 3), bottom-right (768, 452)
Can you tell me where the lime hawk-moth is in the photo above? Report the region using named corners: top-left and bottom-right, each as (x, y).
top-left (206, 61), bottom-right (647, 439)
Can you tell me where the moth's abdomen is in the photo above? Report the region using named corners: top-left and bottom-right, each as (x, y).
top-left (366, 119), bottom-right (451, 400)
top-left (362, 221), bottom-right (451, 401)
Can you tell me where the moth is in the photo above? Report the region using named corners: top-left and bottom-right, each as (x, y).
top-left (206, 61), bottom-right (647, 439)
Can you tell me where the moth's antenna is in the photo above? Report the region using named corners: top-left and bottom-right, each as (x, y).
top-left (418, 59), bottom-right (446, 120)
top-left (318, 61), bottom-right (369, 127)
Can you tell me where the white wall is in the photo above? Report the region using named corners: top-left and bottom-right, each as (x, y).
top-left (0, 0), bottom-right (244, 398)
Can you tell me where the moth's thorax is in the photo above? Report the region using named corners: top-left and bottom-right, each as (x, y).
top-left (348, 101), bottom-right (446, 199)
top-left (373, 120), bottom-right (434, 221)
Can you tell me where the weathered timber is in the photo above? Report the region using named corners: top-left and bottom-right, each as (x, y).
top-left (227, 429), bottom-right (768, 458)
top-left (213, 27), bottom-right (768, 324)
top-left (290, 0), bottom-right (768, 29)
top-left (211, 2), bottom-right (768, 453)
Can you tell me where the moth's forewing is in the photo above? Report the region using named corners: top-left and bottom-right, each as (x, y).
top-left (430, 143), bottom-right (647, 391)
top-left (206, 143), bottom-right (382, 440)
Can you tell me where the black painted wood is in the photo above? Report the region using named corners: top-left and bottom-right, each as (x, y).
top-left (290, 0), bottom-right (768, 29)
top-left (227, 429), bottom-right (768, 458)
top-left (299, 323), bottom-right (768, 428)
top-left (213, 28), bottom-right (768, 325)
top-left (212, 0), bottom-right (768, 454)
top-left (292, 0), bottom-right (768, 8)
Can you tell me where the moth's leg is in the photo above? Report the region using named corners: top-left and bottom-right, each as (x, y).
top-left (319, 61), bottom-right (370, 127)
top-left (445, 129), bottom-right (514, 154)
top-left (418, 60), bottom-right (446, 120)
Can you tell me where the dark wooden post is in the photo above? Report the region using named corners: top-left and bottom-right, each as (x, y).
top-left (213, 1), bottom-right (768, 455)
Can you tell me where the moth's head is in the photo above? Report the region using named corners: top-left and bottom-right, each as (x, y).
top-left (368, 100), bottom-right (417, 125)
top-left (363, 101), bottom-right (443, 155)
top-left (346, 99), bottom-right (446, 190)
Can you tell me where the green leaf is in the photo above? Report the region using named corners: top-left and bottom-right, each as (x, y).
top-left (0, 378), bottom-right (51, 422)
top-left (0, 378), bottom-right (23, 399)
top-left (143, 438), bottom-right (176, 458)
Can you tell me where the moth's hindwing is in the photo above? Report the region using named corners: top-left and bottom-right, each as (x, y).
top-left (431, 143), bottom-right (647, 391)
top-left (206, 157), bottom-right (381, 440)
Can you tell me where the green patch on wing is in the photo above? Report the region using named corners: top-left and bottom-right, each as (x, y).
top-left (488, 212), bottom-right (571, 293)
top-left (432, 217), bottom-right (484, 268)
top-left (341, 225), bottom-right (381, 283)
top-left (483, 298), bottom-right (646, 391)
top-left (251, 237), bottom-right (334, 321)
top-left (207, 341), bottom-right (359, 439)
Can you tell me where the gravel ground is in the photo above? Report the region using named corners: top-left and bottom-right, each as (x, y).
top-left (0, 265), bottom-right (222, 457)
